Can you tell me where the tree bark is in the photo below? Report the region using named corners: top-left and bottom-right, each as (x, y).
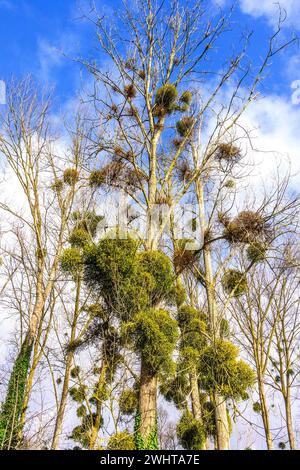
top-left (285, 388), bottom-right (296, 450)
top-left (138, 122), bottom-right (161, 449)
top-left (190, 368), bottom-right (206, 450)
top-left (51, 352), bottom-right (73, 450)
top-left (214, 394), bottom-right (230, 450)
top-left (51, 276), bottom-right (82, 450)
top-left (0, 334), bottom-right (33, 449)
top-left (138, 360), bottom-right (158, 448)
top-left (257, 376), bottom-right (273, 450)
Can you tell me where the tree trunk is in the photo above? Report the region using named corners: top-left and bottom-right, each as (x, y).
top-left (285, 388), bottom-right (296, 450)
top-left (1, 267), bottom-right (44, 447)
top-left (214, 393), bottom-right (230, 450)
top-left (257, 376), bottom-right (273, 450)
top-left (0, 333), bottom-right (33, 449)
top-left (147, 129), bottom-right (161, 250)
top-left (138, 360), bottom-right (158, 449)
top-left (19, 350), bottom-right (39, 430)
top-left (20, 300), bottom-right (53, 431)
top-left (190, 368), bottom-right (206, 450)
top-left (195, 176), bottom-right (230, 449)
top-left (0, 214), bottom-right (65, 448)
top-left (51, 276), bottom-right (82, 450)
top-left (137, 125), bottom-right (161, 449)
top-left (51, 352), bottom-right (73, 449)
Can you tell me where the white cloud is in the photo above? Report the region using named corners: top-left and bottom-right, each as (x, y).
top-left (38, 39), bottom-right (64, 82)
top-left (241, 93), bottom-right (300, 183)
top-left (240, 0), bottom-right (300, 29)
top-left (199, 80), bottom-right (300, 213)
top-left (212, 0), bottom-right (228, 6)
top-left (37, 31), bottom-right (79, 83)
top-left (212, 1), bottom-right (300, 29)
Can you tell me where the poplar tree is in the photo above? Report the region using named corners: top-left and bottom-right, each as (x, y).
top-left (80, 0), bottom-right (292, 448)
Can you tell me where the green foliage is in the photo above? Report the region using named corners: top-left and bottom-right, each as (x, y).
top-left (91, 381), bottom-right (109, 403)
top-left (216, 143), bottom-right (241, 162)
top-left (69, 385), bottom-right (87, 403)
top-left (177, 305), bottom-right (207, 365)
top-left (69, 228), bottom-right (90, 248)
top-left (153, 85), bottom-right (193, 117)
top-left (63, 168), bottom-right (79, 185)
top-left (134, 413), bottom-right (143, 450)
top-left (124, 308), bottom-right (178, 375)
top-left (201, 401), bottom-right (217, 437)
top-left (220, 318), bottom-right (230, 339)
top-left (85, 303), bottom-right (105, 319)
top-left (171, 304), bottom-right (208, 418)
top-left (199, 340), bottom-right (256, 400)
top-left (154, 84), bottom-right (178, 116)
top-left (182, 318), bottom-right (206, 351)
top-left (225, 179), bottom-right (235, 189)
top-left (134, 413), bottom-right (158, 450)
top-left (224, 211), bottom-right (269, 244)
top-left (176, 116), bottom-right (195, 137)
top-left (61, 212), bottom-right (102, 281)
top-left (177, 410), bottom-right (205, 450)
top-left (198, 400), bottom-right (231, 439)
top-left (66, 339), bottom-right (83, 353)
top-left (51, 178), bottom-right (64, 192)
top-left (72, 211), bottom-right (103, 238)
top-left (179, 91), bottom-right (192, 105)
top-left (0, 335), bottom-right (33, 449)
top-left (70, 425), bottom-right (90, 448)
top-left (89, 170), bottom-right (106, 188)
top-left (60, 247), bottom-right (82, 275)
top-left (83, 239), bottom-right (177, 449)
top-left (173, 238), bottom-right (199, 274)
top-left (177, 305), bottom-right (206, 330)
top-left (69, 411), bottom-right (104, 449)
top-left (222, 269), bottom-right (247, 297)
top-left (177, 304), bottom-right (198, 328)
top-left (180, 346), bottom-right (201, 369)
top-left (173, 281), bottom-right (186, 307)
top-left (76, 405), bottom-right (87, 418)
top-left (137, 250), bottom-right (175, 306)
top-left (107, 431), bottom-right (135, 450)
top-left (70, 364), bottom-right (109, 449)
top-left (124, 83), bottom-right (136, 99)
top-left (160, 370), bottom-right (189, 409)
top-left (84, 239), bottom-right (176, 319)
top-left (119, 388), bottom-right (138, 415)
top-left (70, 366), bottom-right (80, 378)
top-left (83, 238), bottom-right (141, 318)
top-left (253, 401), bottom-right (262, 414)
top-left (247, 242), bottom-right (267, 263)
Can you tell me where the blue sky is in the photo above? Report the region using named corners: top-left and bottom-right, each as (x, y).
top-left (0, 0), bottom-right (299, 108)
top-left (1, 0), bottom-right (300, 192)
top-left (0, 0), bottom-right (92, 104)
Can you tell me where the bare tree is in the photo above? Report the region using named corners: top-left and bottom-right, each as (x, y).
top-left (0, 77), bottom-right (87, 448)
top-left (77, 0), bottom-right (295, 449)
